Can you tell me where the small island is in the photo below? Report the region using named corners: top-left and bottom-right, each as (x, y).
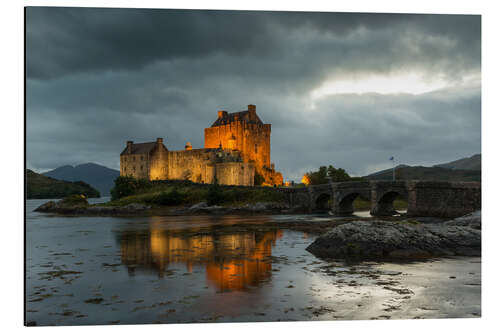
top-left (34, 176), bottom-right (289, 215)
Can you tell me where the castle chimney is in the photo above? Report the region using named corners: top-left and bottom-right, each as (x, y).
top-left (218, 110), bottom-right (228, 119)
top-left (127, 141), bottom-right (133, 154)
top-left (156, 137), bottom-right (163, 145)
top-left (248, 104), bottom-right (256, 120)
top-left (185, 141), bottom-right (192, 150)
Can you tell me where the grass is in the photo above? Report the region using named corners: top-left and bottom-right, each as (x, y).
top-left (352, 197), bottom-right (408, 211)
top-left (101, 182), bottom-right (286, 207)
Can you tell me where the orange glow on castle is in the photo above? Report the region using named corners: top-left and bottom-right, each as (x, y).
top-left (120, 104), bottom-right (283, 186)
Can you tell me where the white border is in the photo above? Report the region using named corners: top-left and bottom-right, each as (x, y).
top-left (3, 0), bottom-right (500, 332)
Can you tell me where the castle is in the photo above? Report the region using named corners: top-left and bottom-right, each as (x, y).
top-left (120, 105), bottom-right (283, 186)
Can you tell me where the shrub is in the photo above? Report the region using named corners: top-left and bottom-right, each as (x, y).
top-left (60, 194), bottom-right (89, 206)
top-left (110, 176), bottom-right (152, 201)
top-left (254, 172), bottom-right (265, 186)
top-left (148, 189), bottom-right (187, 206)
top-left (207, 182), bottom-right (224, 206)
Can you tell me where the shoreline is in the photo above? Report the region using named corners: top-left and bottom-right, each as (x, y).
top-left (32, 199), bottom-right (480, 261)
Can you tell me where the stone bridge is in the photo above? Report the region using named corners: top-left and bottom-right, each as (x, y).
top-left (278, 181), bottom-right (481, 218)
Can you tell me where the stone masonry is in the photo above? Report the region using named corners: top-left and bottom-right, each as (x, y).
top-left (120, 105), bottom-right (281, 186)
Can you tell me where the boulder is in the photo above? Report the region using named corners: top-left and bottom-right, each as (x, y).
top-left (306, 212), bottom-right (481, 260)
top-left (188, 202), bottom-right (209, 212)
top-left (444, 210), bottom-right (481, 229)
top-left (244, 202), bottom-right (289, 212)
top-left (122, 203), bottom-right (150, 211)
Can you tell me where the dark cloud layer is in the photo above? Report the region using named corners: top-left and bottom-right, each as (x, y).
top-left (26, 7), bottom-right (481, 180)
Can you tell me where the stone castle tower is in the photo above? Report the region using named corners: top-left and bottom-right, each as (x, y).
top-left (120, 105), bottom-right (282, 186)
top-left (204, 105), bottom-right (282, 185)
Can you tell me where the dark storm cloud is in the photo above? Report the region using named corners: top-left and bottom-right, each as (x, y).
top-left (26, 7), bottom-right (481, 180)
top-left (26, 7), bottom-right (480, 80)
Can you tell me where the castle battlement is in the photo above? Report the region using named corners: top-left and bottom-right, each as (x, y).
top-left (120, 105), bottom-right (282, 186)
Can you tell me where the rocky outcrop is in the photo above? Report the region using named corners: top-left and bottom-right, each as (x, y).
top-left (444, 210), bottom-right (481, 230)
top-left (34, 199), bottom-right (289, 216)
top-left (306, 211), bottom-right (481, 260)
top-left (183, 201), bottom-right (290, 215)
top-left (34, 200), bottom-right (150, 215)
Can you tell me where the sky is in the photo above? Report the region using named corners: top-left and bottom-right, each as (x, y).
top-left (26, 7), bottom-right (481, 181)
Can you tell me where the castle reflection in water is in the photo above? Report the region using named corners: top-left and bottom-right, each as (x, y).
top-left (116, 218), bottom-right (283, 292)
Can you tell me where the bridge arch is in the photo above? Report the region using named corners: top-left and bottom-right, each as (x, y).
top-left (314, 193), bottom-right (331, 212)
top-left (370, 187), bottom-right (408, 216)
top-left (332, 191), bottom-right (362, 216)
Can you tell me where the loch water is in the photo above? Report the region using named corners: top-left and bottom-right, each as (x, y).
top-left (26, 199), bottom-right (481, 326)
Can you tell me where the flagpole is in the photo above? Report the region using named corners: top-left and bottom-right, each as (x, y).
top-left (392, 157), bottom-right (395, 181)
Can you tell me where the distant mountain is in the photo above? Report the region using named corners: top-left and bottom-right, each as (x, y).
top-left (364, 164), bottom-right (409, 178)
top-left (364, 154), bottom-right (481, 182)
top-left (364, 166), bottom-right (480, 182)
top-left (43, 163), bottom-right (120, 196)
top-left (26, 169), bottom-right (100, 199)
top-left (433, 154), bottom-right (481, 171)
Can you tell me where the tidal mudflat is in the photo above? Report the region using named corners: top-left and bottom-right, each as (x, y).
top-left (26, 199), bottom-right (480, 326)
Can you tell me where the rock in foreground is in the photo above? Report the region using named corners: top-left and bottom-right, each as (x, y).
top-left (306, 211), bottom-right (481, 260)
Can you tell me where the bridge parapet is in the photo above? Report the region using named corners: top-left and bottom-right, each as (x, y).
top-left (281, 180), bottom-right (480, 218)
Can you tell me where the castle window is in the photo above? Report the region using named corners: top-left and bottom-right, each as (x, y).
top-left (140, 165), bottom-right (143, 170)
top-left (124, 157), bottom-right (127, 161)
top-left (255, 144), bottom-right (258, 153)
top-left (141, 155), bottom-right (144, 161)
top-left (133, 166), bottom-right (136, 171)
top-left (133, 156), bottom-right (136, 161)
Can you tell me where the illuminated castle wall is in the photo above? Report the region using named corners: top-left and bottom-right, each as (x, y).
top-left (120, 105), bottom-right (282, 186)
top-left (204, 105), bottom-right (282, 185)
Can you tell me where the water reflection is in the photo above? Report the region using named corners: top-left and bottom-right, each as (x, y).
top-left (117, 220), bottom-right (283, 292)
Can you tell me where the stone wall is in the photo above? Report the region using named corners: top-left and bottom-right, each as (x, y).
top-left (149, 142), bottom-right (169, 180)
top-left (215, 162), bottom-right (255, 186)
top-left (164, 148), bottom-right (253, 185)
top-left (121, 144), bottom-right (255, 186)
top-left (166, 149), bottom-right (216, 183)
top-left (406, 181), bottom-right (481, 218)
top-left (205, 121), bottom-right (271, 169)
top-left (204, 106), bottom-right (282, 185)
top-left (120, 153), bottom-right (150, 179)
top-left (120, 105), bottom-right (280, 186)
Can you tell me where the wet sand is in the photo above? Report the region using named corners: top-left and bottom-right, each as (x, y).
top-left (26, 199), bottom-right (480, 326)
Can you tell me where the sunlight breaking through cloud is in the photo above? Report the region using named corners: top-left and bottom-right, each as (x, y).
top-left (310, 72), bottom-right (451, 100)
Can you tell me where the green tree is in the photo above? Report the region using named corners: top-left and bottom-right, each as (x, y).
top-left (110, 176), bottom-right (152, 200)
top-left (254, 171), bottom-right (265, 186)
top-left (305, 165), bottom-right (357, 185)
top-left (327, 165), bottom-right (351, 182)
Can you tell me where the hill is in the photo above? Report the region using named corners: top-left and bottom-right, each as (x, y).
top-left (363, 166), bottom-right (480, 182)
top-left (433, 153), bottom-right (481, 171)
top-left (363, 164), bottom-right (409, 178)
top-left (43, 163), bottom-right (120, 196)
top-left (363, 154), bottom-right (481, 182)
top-left (26, 169), bottom-right (100, 199)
